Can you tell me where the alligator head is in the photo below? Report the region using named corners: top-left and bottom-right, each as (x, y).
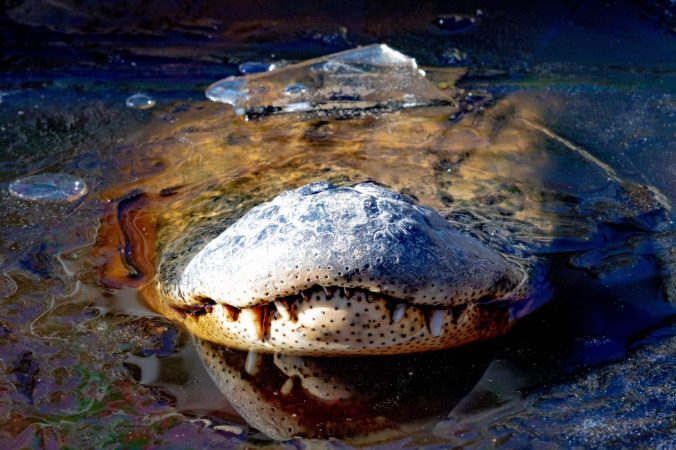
top-left (156, 182), bottom-right (550, 355)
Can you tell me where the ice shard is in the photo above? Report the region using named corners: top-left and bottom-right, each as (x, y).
top-left (206, 44), bottom-right (454, 119)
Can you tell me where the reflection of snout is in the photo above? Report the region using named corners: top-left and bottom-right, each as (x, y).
top-left (194, 338), bottom-right (495, 440)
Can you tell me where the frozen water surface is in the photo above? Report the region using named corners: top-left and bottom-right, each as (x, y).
top-left (206, 44), bottom-right (454, 118)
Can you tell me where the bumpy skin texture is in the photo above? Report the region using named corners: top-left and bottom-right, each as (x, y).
top-left (173, 182), bottom-right (524, 308)
top-left (157, 182), bottom-right (546, 355)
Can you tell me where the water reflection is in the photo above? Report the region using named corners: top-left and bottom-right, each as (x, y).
top-left (193, 338), bottom-right (494, 440)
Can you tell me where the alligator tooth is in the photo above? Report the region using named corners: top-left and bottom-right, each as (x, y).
top-left (245, 350), bottom-right (261, 376)
top-left (180, 304), bottom-right (206, 318)
top-left (300, 291), bottom-right (307, 301)
top-left (392, 303), bottom-right (406, 323)
top-left (323, 286), bottom-right (334, 298)
top-left (343, 288), bottom-right (352, 299)
top-left (242, 306), bottom-right (270, 341)
top-left (280, 377), bottom-right (294, 396)
top-left (274, 300), bottom-right (291, 321)
top-left (240, 309), bottom-right (258, 338)
top-left (223, 305), bottom-right (241, 322)
top-left (171, 306), bottom-right (187, 319)
top-left (256, 305), bottom-right (271, 341)
top-left (451, 304), bottom-right (467, 324)
top-left (429, 309), bottom-right (446, 337)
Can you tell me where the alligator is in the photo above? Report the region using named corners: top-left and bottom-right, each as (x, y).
top-left (93, 48), bottom-right (672, 358)
top-left (91, 46), bottom-right (673, 442)
top-left (155, 181), bottom-right (550, 355)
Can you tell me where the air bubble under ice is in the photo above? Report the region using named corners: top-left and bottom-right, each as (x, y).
top-left (126, 93), bottom-right (156, 110)
top-left (8, 173), bottom-right (88, 202)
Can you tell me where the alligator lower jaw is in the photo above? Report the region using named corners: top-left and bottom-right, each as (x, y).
top-left (170, 285), bottom-right (515, 355)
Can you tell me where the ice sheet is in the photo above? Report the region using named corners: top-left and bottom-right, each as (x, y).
top-left (206, 44), bottom-right (454, 118)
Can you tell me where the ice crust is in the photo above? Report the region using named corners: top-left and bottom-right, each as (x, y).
top-left (205, 44), bottom-right (453, 118)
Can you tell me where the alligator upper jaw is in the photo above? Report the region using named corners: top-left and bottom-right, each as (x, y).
top-left (170, 182), bottom-right (526, 311)
top-left (165, 286), bottom-right (524, 356)
top-left (174, 285), bottom-right (460, 332)
top-left (171, 255), bottom-right (528, 328)
top-left (161, 182), bottom-right (532, 354)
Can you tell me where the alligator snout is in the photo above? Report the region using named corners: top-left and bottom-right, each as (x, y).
top-left (158, 182), bottom-right (547, 355)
